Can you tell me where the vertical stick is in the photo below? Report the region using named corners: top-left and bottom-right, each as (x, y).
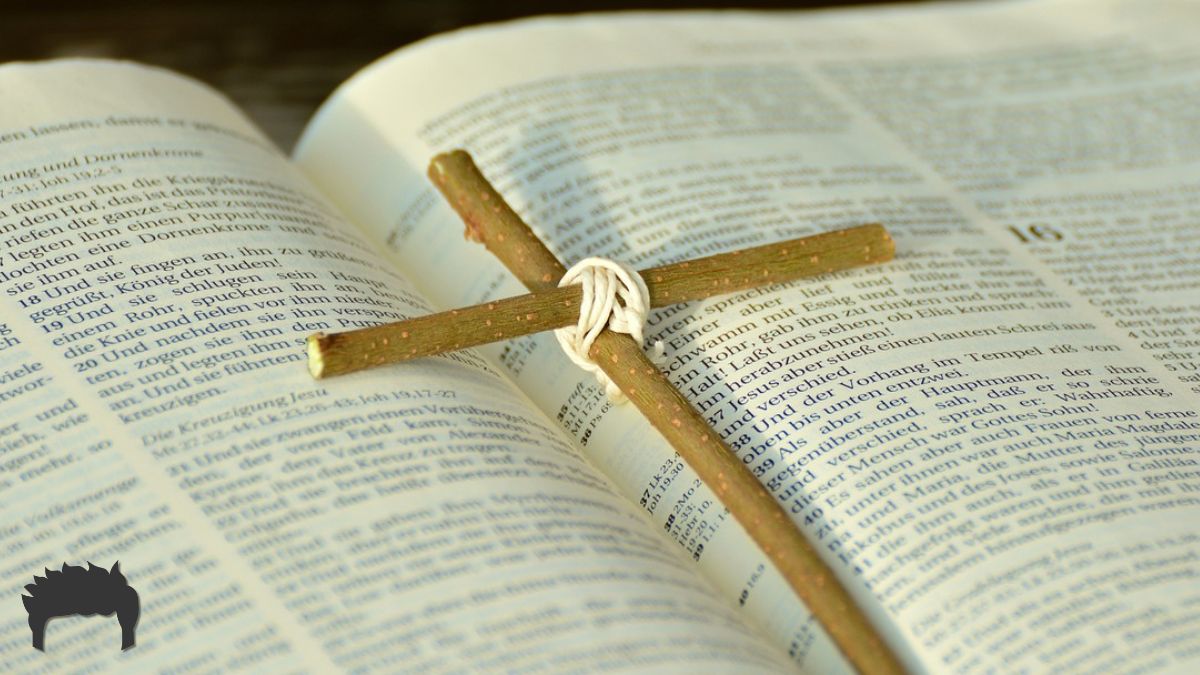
top-left (429, 150), bottom-right (906, 675)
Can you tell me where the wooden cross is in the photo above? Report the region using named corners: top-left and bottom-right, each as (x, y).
top-left (307, 150), bottom-right (905, 675)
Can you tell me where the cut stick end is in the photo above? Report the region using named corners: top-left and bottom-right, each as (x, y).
top-left (306, 333), bottom-right (328, 379)
top-left (428, 149), bottom-right (472, 181)
top-left (872, 223), bottom-right (897, 261)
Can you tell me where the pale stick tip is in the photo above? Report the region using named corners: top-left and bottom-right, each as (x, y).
top-left (877, 223), bottom-right (897, 260)
top-left (306, 333), bottom-right (327, 379)
top-left (857, 222), bottom-right (894, 261)
top-left (428, 149), bottom-right (469, 177)
top-left (429, 156), bottom-right (448, 179)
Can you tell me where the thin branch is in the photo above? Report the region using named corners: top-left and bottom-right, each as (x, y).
top-left (307, 225), bottom-right (893, 377)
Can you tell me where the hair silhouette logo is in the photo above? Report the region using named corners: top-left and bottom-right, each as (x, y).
top-left (21, 561), bottom-right (140, 652)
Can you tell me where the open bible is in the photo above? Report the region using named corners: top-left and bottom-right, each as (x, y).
top-left (2, 0), bottom-right (1198, 671)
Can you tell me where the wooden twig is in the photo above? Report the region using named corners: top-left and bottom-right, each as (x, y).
top-left (307, 287), bottom-right (580, 378)
top-left (308, 225), bottom-right (893, 378)
top-left (428, 150), bottom-right (906, 675)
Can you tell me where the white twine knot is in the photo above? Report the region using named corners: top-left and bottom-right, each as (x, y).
top-left (554, 257), bottom-right (665, 402)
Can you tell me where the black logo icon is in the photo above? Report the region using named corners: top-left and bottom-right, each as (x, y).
top-left (21, 561), bottom-right (140, 652)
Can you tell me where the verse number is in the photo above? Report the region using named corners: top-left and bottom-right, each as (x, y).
top-left (1007, 223), bottom-right (1063, 243)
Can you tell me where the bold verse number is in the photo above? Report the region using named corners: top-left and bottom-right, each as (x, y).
top-left (1007, 223), bottom-right (1064, 243)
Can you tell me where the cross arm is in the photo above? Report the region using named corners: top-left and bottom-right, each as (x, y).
top-left (307, 224), bottom-right (892, 378)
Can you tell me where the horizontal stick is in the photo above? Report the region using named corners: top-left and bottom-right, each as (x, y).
top-left (307, 224), bottom-right (893, 378)
top-left (307, 289), bottom-right (580, 378)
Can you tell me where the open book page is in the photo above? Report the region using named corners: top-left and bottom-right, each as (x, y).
top-left (0, 62), bottom-right (794, 672)
top-left (819, 1), bottom-right (1200, 394)
top-left (296, 0), bottom-right (1200, 672)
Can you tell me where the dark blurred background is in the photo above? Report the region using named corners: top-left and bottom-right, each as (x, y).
top-left (3, 0), bottom-right (917, 151)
